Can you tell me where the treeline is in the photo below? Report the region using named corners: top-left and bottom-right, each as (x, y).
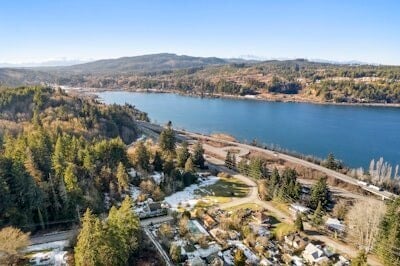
top-left (0, 86), bottom-right (147, 230)
top-left (309, 79), bottom-right (400, 103)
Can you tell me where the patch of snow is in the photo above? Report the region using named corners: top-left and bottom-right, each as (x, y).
top-left (26, 240), bottom-right (69, 252)
top-left (151, 172), bottom-right (164, 185)
top-left (129, 185), bottom-right (141, 201)
top-left (128, 168), bottom-right (137, 178)
top-left (26, 240), bottom-right (69, 266)
top-left (164, 176), bottom-right (219, 210)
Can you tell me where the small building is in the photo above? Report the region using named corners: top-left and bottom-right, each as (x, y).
top-left (302, 243), bottom-right (329, 265)
top-left (290, 203), bottom-right (310, 215)
top-left (325, 218), bottom-right (345, 233)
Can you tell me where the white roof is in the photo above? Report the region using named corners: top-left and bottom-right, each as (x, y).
top-left (303, 243), bottom-right (326, 262)
top-left (290, 203), bottom-right (310, 213)
top-left (325, 218), bottom-right (345, 232)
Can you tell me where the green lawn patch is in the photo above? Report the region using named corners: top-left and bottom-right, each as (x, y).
top-left (198, 176), bottom-right (249, 198)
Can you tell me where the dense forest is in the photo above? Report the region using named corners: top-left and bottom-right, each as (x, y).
top-left (0, 86), bottom-right (148, 230)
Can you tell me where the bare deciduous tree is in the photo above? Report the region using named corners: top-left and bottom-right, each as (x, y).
top-left (346, 200), bottom-right (386, 252)
top-left (0, 227), bottom-right (30, 264)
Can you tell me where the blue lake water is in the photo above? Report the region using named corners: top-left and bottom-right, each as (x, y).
top-left (97, 91), bottom-right (400, 169)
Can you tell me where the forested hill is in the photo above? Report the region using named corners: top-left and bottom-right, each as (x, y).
top-left (0, 86), bottom-right (148, 230)
top-left (1, 54), bottom-right (400, 103)
top-left (60, 53), bottom-right (228, 74)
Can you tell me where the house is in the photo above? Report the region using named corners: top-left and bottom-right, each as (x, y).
top-left (203, 214), bottom-right (217, 229)
top-left (325, 218), bottom-right (345, 233)
top-left (302, 243), bottom-right (329, 264)
top-left (284, 234), bottom-right (307, 250)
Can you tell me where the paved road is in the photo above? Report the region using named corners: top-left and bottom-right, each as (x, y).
top-left (30, 230), bottom-right (75, 245)
top-left (179, 130), bottom-right (396, 201)
top-left (143, 227), bottom-right (174, 266)
top-left (30, 215), bottom-right (173, 245)
top-left (191, 140), bottom-right (383, 265)
top-left (137, 121), bottom-right (386, 265)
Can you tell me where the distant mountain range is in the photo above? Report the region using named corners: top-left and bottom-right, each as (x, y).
top-left (0, 59), bottom-right (91, 68)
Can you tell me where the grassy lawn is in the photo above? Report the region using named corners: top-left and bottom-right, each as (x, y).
top-left (198, 176), bottom-right (250, 198)
top-left (270, 200), bottom-right (291, 216)
top-left (273, 222), bottom-right (296, 240)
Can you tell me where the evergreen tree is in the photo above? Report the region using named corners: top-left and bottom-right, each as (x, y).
top-left (324, 153), bottom-right (341, 170)
top-left (294, 213), bottom-right (304, 232)
top-left (309, 177), bottom-right (330, 210)
top-left (74, 209), bottom-right (102, 266)
top-left (159, 122), bottom-right (176, 156)
top-left (64, 163), bottom-right (80, 193)
top-left (311, 201), bottom-right (324, 227)
top-left (116, 162), bottom-right (129, 193)
top-left (232, 154), bottom-right (237, 169)
top-left (237, 159), bottom-right (248, 175)
top-left (176, 141), bottom-right (190, 168)
top-left (192, 142), bottom-right (205, 169)
top-left (152, 151), bottom-right (163, 172)
top-left (130, 141), bottom-right (150, 171)
top-left (24, 147), bottom-right (43, 183)
top-left (225, 151), bottom-right (233, 168)
top-left (249, 157), bottom-right (265, 179)
top-left (162, 158), bottom-right (175, 177)
top-left (375, 198), bottom-right (400, 265)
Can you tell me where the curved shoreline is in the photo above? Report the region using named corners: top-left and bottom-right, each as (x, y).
top-left (85, 86), bottom-right (400, 108)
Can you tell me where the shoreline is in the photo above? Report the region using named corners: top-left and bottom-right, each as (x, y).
top-left (86, 86), bottom-right (400, 108)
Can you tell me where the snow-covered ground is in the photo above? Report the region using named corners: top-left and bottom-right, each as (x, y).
top-left (164, 176), bottom-right (219, 209)
top-left (26, 240), bottom-right (69, 266)
top-left (26, 240), bottom-right (69, 252)
top-left (151, 172), bottom-right (164, 185)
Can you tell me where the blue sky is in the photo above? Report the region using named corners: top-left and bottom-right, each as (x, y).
top-left (1, 0), bottom-right (399, 65)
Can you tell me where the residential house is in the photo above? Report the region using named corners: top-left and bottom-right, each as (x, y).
top-left (325, 218), bottom-right (345, 234)
top-left (302, 243), bottom-right (329, 265)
